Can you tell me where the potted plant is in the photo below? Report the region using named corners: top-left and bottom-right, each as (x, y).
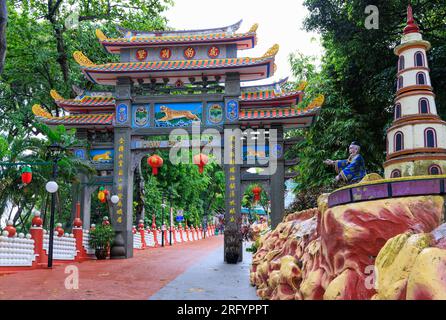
top-left (89, 224), bottom-right (115, 260)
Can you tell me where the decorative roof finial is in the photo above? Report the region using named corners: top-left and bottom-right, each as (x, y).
top-left (404, 4), bottom-right (420, 34)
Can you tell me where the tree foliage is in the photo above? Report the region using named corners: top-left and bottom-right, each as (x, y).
top-left (288, 0), bottom-right (446, 201)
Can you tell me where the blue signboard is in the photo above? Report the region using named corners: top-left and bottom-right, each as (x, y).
top-left (116, 103), bottom-right (128, 124)
top-left (226, 99), bottom-right (239, 121)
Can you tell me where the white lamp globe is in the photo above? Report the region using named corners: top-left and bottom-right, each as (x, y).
top-left (110, 195), bottom-right (119, 204)
top-left (45, 181), bottom-right (59, 193)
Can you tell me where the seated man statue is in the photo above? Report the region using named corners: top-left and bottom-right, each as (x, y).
top-left (323, 141), bottom-right (367, 184)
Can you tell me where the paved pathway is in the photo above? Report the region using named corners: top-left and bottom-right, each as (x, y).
top-left (0, 236), bottom-right (223, 299)
top-left (149, 242), bottom-right (258, 300)
top-left (0, 236), bottom-right (258, 300)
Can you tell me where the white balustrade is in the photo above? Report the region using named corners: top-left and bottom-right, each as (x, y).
top-left (43, 233), bottom-right (77, 260)
top-left (175, 230), bottom-right (182, 243)
top-left (144, 230), bottom-right (155, 247)
top-left (182, 230), bottom-right (188, 242)
top-left (133, 232), bottom-right (142, 249)
top-left (0, 235), bottom-right (36, 267)
top-left (82, 230), bottom-right (95, 255)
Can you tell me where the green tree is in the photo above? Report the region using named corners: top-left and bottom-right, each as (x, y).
top-left (287, 0), bottom-right (446, 209)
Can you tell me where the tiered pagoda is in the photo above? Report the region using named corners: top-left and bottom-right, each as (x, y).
top-left (33, 20), bottom-right (322, 261)
top-left (384, 5), bottom-right (446, 178)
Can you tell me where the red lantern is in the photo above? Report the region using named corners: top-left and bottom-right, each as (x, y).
top-left (193, 153), bottom-right (209, 174)
top-left (21, 166), bottom-right (32, 184)
top-left (147, 154), bottom-right (163, 175)
top-left (252, 185), bottom-right (262, 202)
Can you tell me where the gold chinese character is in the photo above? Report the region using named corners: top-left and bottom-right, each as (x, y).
top-left (117, 209), bottom-right (123, 215)
top-left (118, 169), bottom-right (124, 176)
top-left (229, 167), bottom-right (235, 173)
top-left (118, 185), bottom-right (123, 191)
top-left (230, 175), bottom-right (235, 181)
top-left (119, 154), bottom-right (124, 160)
top-left (160, 48), bottom-right (171, 59)
top-left (230, 217), bottom-right (235, 223)
top-left (117, 217), bottom-right (123, 223)
top-left (230, 200), bottom-right (235, 206)
top-left (229, 183), bottom-right (235, 190)
top-left (230, 191), bottom-right (235, 197)
top-left (119, 137), bottom-right (125, 144)
top-left (118, 178), bottom-right (123, 183)
top-left (230, 208), bottom-right (235, 214)
top-left (184, 47), bottom-right (195, 59)
top-left (118, 160), bottom-right (124, 167)
top-left (118, 146), bottom-right (124, 152)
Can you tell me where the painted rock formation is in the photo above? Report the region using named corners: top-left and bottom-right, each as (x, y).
top-left (250, 195), bottom-right (444, 300)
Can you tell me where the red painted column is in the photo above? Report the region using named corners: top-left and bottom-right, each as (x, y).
top-left (185, 224), bottom-right (191, 241)
top-left (30, 211), bottom-right (47, 267)
top-left (151, 215), bottom-right (159, 247)
top-left (138, 220), bottom-right (146, 249)
top-left (164, 226), bottom-right (169, 244)
top-left (178, 224), bottom-right (184, 242)
top-left (73, 203), bottom-right (88, 262)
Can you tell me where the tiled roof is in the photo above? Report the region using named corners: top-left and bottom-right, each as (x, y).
top-left (117, 20), bottom-right (244, 37)
top-left (97, 23), bottom-right (257, 52)
top-left (73, 44), bottom-right (278, 84)
top-left (239, 106), bottom-right (321, 120)
top-left (75, 52), bottom-right (274, 72)
top-left (50, 90), bottom-right (115, 108)
top-left (240, 90), bottom-right (302, 101)
top-left (32, 104), bottom-right (113, 126)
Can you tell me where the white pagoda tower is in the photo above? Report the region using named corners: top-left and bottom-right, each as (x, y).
top-left (384, 5), bottom-right (446, 178)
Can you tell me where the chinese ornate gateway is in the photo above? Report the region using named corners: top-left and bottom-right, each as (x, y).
top-left (33, 20), bottom-right (322, 262)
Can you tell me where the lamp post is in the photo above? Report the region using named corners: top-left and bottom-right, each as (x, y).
top-left (161, 198), bottom-right (167, 247)
top-left (168, 187), bottom-right (173, 246)
top-left (46, 143), bottom-right (63, 268)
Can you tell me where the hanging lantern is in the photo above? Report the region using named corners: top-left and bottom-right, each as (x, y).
top-left (252, 185), bottom-right (262, 202)
top-left (21, 166), bottom-right (32, 184)
top-left (98, 187), bottom-right (105, 202)
top-left (147, 154), bottom-right (163, 175)
top-left (100, 189), bottom-right (109, 203)
top-left (193, 153), bottom-right (209, 174)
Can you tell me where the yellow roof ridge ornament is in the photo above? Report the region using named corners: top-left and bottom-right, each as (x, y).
top-left (95, 29), bottom-right (108, 41)
top-left (249, 23), bottom-right (259, 33)
top-left (50, 89), bottom-right (63, 101)
top-left (73, 51), bottom-right (96, 67)
top-left (307, 94), bottom-right (325, 109)
top-left (296, 81), bottom-right (308, 91)
top-left (32, 104), bottom-right (53, 119)
top-left (261, 44), bottom-right (279, 59)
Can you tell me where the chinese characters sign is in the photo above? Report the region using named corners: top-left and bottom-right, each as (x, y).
top-left (115, 136), bottom-right (126, 224)
top-left (227, 136), bottom-right (237, 224)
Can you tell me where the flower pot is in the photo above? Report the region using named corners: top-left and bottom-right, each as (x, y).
top-left (95, 248), bottom-right (108, 260)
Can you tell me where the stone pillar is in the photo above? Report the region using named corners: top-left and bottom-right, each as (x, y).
top-left (224, 72), bottom-right (243, 263)
top-left (269, 125), bottom-right (285, 228)
top-left (79, 174), bottom-right (92, 229)
top-left (111, 77), bottom-right (134, 259)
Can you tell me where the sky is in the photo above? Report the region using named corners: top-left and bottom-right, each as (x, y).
top-left (163, 0), bottom-right (323, 85)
